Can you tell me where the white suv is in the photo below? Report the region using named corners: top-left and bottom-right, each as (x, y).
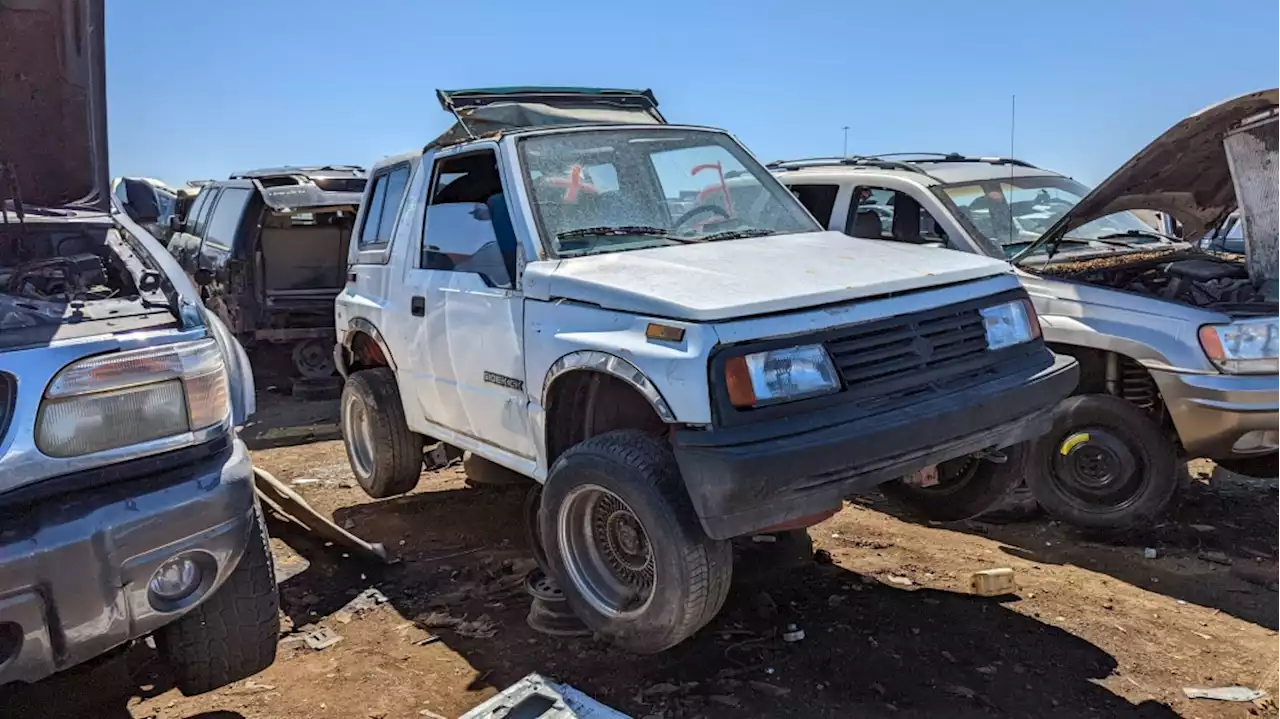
top-left (771, 90), bottom-right (1278, 531)
top-left (334, 87), bottom-right (1077, 652)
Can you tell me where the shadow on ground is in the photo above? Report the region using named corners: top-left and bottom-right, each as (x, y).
top-left (292, 483), bottom-right (1178, 718)
top-left (855, 468), bottom-right (1279, 630)
top-left (240, 394), bottom-right (340, 451)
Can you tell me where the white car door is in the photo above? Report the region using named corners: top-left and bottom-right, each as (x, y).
top-left (398, 144), bottom-right (535, 459)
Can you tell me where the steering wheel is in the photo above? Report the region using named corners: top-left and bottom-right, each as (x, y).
top-left (673, 204), bottom-right (731, 230)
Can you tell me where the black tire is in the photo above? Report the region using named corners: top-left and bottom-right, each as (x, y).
top-left (540, 430), bottom-right (731, 654)
top-left (1024, 394), bottom-right (1178, 531)
top-left (340, 368), bottom-right (424, 499)
top-left (463, 451), bottom-right (534, 487)
top-left (524, 484), bottom-right (550, 573)
top-left (1215, 453), bottom-right (1279, 480)
top-left (880, 443), bottom-right (1028, 522)
top-left (156, 506), bottom-right (280, 696)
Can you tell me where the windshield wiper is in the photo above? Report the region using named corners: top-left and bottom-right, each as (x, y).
top-left (1093, 229), bottom-right (1175, 244)
top-left (696, 228), bottom-right (776, 243)
top-left (556, 226), bottom-right (694, 243)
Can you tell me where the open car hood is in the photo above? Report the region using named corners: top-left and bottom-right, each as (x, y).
top-left (0, 0), bottom-right (110, 212)
top-left (427, 87), bottom-right (665, 150)
top-left (1014, 89), bottom-right (1279, 262)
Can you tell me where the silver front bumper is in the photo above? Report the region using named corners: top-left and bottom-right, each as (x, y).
top-left (1156, 369), bottom-right (1279, 460)
top-left (0, 438), bottom-right (256, 685)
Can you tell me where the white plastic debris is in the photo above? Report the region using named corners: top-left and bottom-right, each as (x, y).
top-left (1143, 547), bottom-right (1158, 559)
top-left (1182, 686), bottom-right (1267, 702)
top-left (782, 624), bottom-right (805, 642)
top-left (460, 673), bottom-right (626, 718)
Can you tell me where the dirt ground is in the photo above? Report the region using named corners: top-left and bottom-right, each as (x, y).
top-left (4, 393), bottom-right (1277, 719)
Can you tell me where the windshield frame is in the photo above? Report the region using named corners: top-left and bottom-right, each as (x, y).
top-left (930, 174), bottom-right (1169, 264)
top-left (513, 125), bottom-right (821, 260)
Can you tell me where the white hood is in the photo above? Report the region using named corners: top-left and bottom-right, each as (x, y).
top-left (535, 231), bottom-right (1011, 321)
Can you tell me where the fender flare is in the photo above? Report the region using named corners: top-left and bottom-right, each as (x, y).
top-left (541, 350), bottom-right (676, 423)
top-left (340, 318), bottom-right (398, 373)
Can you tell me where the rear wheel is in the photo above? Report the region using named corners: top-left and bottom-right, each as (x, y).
top-left (341, 368), bottom-right (424, 498)
top-left (541, 431), bottom-right (731, 654)
top-left (881, 444), bottom-right (1027, 522)
top-left (1024, 394), bottom-right (1178, 531)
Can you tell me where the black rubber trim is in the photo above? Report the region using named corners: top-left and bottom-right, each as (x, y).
top-left (673, 353), bottom-right (1078, 539)
top-left (0, 434), bottom-right (232, 512)
top-left (707, 287), bottom-right (1034, 427)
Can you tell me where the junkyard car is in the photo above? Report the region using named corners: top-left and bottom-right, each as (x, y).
top-left (334, 87), bottom-right (1078, 652)
top-left (167, 166), bottom-right (365, 382)
top-left (772, 89), bottom-right (1279, 530)
top-left (1, 0), bottom-right (278, 694)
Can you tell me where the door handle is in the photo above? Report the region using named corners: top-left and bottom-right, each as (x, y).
top-left (411, 296), bottom-right (425, 316)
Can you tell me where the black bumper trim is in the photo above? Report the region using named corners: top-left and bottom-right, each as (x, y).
top-left (672, 352), bottom-right (1078, 539)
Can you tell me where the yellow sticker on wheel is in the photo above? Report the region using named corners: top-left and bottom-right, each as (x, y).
top-left (1060, 432), bottom-right (1090, 455)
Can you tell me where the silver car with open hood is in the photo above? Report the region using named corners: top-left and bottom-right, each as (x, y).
top-left (0, 0), bottom-right (278, 694)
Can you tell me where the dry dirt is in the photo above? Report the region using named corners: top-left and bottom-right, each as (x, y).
top-left (3, 393), bottom-right (1277, 719)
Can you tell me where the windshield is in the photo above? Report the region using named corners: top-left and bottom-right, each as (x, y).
top-left (518, 128), bottom-right (818, 257)
top-left (938, 176), bottom-right (1163, 259)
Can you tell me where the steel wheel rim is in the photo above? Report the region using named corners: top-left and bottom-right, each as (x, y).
top-left (343, 393), bottom-right (376, 480)
top-left (557, 484), bottom-right (656, 618)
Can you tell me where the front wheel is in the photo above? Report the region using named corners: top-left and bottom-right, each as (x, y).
top-left (880, 444), bottom-right (1027, 522)
top-left (1024, 394), bottom-right (1178, 531)
top-left (540, 431), bottom-right (731, 654)
top-left (156, 507), bottom-right (280, 696)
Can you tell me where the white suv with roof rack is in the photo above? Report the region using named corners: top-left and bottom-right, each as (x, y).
top-left (334, 86), bottom-right (1077, 652)
top-left (771, 90), bottom-right (1278, 531)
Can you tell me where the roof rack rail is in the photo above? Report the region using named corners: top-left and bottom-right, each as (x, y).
top-left (862, 152), bottom-right (1039, 169)
top-left (765, 156), bottom-right (934, 176)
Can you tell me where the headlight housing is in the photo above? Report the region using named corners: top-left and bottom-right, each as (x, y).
top-left (37, 339), bottom-right (230, 458)
top-left (1199, 318), bottom-right (1279, 374)
top-left (981, 299), bottom-right (1039, 350)
top-left (725, 344), bottom-right (841, 408)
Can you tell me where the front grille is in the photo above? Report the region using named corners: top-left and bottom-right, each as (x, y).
top-left (0, 373), bottom-right (13, 445)
top-left (824, 305), bottom-right (1000, 411)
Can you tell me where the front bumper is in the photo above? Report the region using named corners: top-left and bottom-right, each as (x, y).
top-left (0, 438), bottom-right (256, 686)
top-left (673, 354), bottom-right (1078, 539)
top-left (1155, 369), bottom-right (1278, 460)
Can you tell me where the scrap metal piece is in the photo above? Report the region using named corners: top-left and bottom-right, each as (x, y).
top-left (252, 466), bottom-right (387, 562)
top-left (460, 673), bottom-right (628, 719)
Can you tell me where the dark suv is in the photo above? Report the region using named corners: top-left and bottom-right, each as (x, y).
top-left (168, 166), bottom-right (365, 382)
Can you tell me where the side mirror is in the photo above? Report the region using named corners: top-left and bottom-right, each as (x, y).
top-left (193, 268), bottom-right (214, 287)
top-left (168, 215), bottom-right (184, 233)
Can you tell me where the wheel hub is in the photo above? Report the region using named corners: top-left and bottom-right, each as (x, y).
top-left (1051, 428), bottom-right (1141, 504)
top-left (559, 485), bottom-right (657, 618)
top-left (292, 340), bottom-right (336, 379)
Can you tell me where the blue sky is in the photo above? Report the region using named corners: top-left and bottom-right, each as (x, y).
top-left (106, 0), bottom-right (1278, 188)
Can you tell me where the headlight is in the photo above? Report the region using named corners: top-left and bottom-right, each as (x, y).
top-left (981, 299), bottom-right (1039, 350)
top-left (1199, 318), bottom-right (1279, 374)
top-left (37, 339), bottom-right (230, 457)
top-left (725, 344), bottom-right (841, 408)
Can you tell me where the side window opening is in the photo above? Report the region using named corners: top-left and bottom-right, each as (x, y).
top-left (358, 164), bottom-right (410, 249)
top-left (421, 150), bottom-right (516, 289)
top-left (190, 188), bottom-right (220, 237)
top-left (847, 186), bottom-right (950, 246)
top-left (788, 184), bottom-right (840, 226)
top-left (203, 187), bottom-right (252, 251)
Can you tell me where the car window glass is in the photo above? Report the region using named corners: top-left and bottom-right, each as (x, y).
top-left (204, 187), bottom-right (252, 250)
top-left (184, 190), bottom-right (210, 231)
top-left (788, 184), bottom-right (839, 225)
top-left (376, 166), bottom-right (410, 241)
top-left (359, 173), bottom-right (388, 247)
top-left (848, 187), bottom-right (949, 245)
top-left (189, 189), bottom-right (217, 236)
top-left (421, 150), bottom-right (514, 288)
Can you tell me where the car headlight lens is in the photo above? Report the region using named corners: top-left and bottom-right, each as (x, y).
top-left (981, 299), bottom-right (1039, 350)
top-left (37, 339), bottom-right (230, 458)
top-left (725, 344), bottom-right (841, 408)
top-left (1199, 318), bottom-right (1279, 374)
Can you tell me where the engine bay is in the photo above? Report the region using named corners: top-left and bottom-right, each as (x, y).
top-left (1, 224), bottom-right (139, 304)
top-left (1032, 249), bottom-right (1275, 317)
